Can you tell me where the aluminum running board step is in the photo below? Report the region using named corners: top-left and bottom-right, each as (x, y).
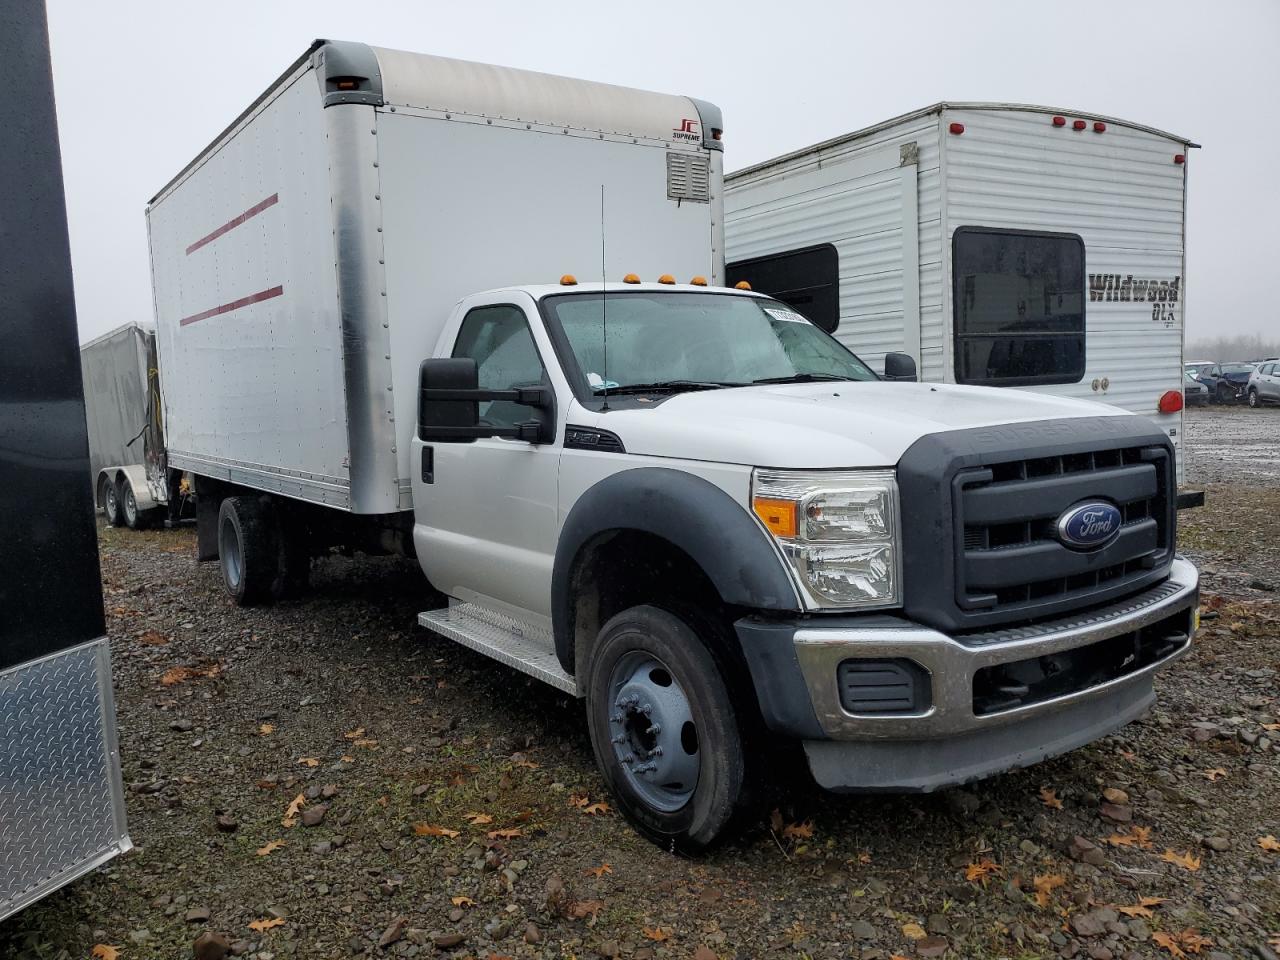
top-left (418, 603), bottom-right (577, 695)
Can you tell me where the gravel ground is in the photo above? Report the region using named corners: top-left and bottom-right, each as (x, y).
top-left (1183, 404), bottom-right (1280, 486)
top-left (2, 409), bottom-right (1278, 960)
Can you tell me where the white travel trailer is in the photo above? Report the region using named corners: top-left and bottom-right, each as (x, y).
top-left (724, 103), bottom-right (1196, 474)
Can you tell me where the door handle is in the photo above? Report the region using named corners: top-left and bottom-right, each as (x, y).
top-left (421, 446), bottom-right (434, 484)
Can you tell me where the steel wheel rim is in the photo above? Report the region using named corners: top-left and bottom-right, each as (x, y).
top-left (219, 520), bottom-right (242, 589)
top-left (104, 484), bottom-right (117, 517)
top-left (606, 650), bottom-right (699, 812)
top-left (124, 487), bottom-right (137, 524)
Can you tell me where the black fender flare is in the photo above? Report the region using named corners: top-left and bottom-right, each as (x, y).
top-left (551, 467), bottom-right (801, 673)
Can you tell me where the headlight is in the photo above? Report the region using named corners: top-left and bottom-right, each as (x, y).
top-left (752, 469), bottom-right (901, 609)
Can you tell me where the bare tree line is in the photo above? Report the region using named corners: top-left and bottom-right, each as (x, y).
top-left (1185, 333), bottom-right (1280, 363)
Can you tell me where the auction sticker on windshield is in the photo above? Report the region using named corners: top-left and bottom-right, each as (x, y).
top-left (764, 307), bottom-right (810, 324)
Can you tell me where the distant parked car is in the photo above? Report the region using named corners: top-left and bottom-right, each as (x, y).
top-left (1247, 359), bottom-right (1280, 408)
top-left (1185, 361), bottom-right (1215, 379)
top-left (1183, 371), bottom-right (1210, 406)
top-left (1190, 362), bottom-right (1257, 404)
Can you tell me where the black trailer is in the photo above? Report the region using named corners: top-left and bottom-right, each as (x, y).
top-left (0, 2), bottom-right (130, 919)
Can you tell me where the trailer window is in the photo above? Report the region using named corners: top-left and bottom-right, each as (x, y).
top-left (727, 244), bottom-right (840, 333)
top-left (952, 227), bottom-right (1085, 386)
top-left (452, 305), bottom-right (549, 430)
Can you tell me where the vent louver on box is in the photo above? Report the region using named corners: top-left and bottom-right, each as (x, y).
top-left (666, 152), bottom-right (710, 202)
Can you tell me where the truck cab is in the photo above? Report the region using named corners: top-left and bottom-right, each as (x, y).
top-left (413, 279), bottom-right (1199, 851)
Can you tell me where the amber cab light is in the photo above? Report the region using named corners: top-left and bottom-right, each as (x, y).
top-left (622, 273), bottom-right (641, 284)
top-left (1158, 390), bottom-right (1184, 414)
top-left (559, 274), bottom-right (577, 286)
top-left (657, 274), bottom-right (676, 285)
top-left (690, 276), bottom-right (707, 286)
top-left (734, 280), bottom-right (752, 290)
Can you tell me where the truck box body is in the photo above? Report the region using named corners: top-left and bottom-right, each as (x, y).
top-left (724, 103), bottom-right (1194, 473)
top-left (147, 40), bottom-right (725, 515)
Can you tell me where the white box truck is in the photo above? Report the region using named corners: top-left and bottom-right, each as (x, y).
top-left (724, 103), bottom-right (1197, 477)
top-left (149, 49), bottom-right (1198, 851)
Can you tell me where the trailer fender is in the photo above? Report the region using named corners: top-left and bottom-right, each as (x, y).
top-left (551, 467), bottom-right (802, 674)
top-left (97, 465), bottom-right (158, 512)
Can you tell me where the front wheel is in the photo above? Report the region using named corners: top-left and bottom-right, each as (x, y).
top-left (585, 605), bottom-right (754, 854)
top-left (1248, 388), bottom-right (1260, 408)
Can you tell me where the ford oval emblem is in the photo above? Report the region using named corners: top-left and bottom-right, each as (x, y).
top-left (1057, 500), bottom-right (1122, 550)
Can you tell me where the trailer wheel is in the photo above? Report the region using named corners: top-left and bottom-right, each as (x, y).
top-left (584, 605), bottom-right (755, 854)
top-left (119, 477), bottom-right (155, 530)
top-left (217, 497), bottom-right (281, 606)
top-left (102, 477), bottom-right (124, 527)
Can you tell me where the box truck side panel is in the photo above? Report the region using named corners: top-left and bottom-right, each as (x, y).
top-left (148, 68), bottom-right (354, 508)
top-left (942, 107), bottom-right (1186, 418)
top-left (377, 112), bottom-right (720, 495)
top-left (725, 115), bottom-right (948, 379)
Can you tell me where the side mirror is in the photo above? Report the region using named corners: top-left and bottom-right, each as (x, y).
top-left (883, 352), bottom-right (917, 382)
top-left (418, 357), bottom-right (553, 443)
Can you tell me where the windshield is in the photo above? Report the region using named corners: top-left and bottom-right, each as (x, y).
top-left (541, 292), bottom-right (877, 397)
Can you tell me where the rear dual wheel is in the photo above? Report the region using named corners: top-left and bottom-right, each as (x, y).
top-left (585, 605), bottom-right (757, 854)
top-left (217, 496), bottom-right (309, 606)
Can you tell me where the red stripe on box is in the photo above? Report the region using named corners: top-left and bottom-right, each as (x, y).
top-left (179, 285), bottom-right (283, 327)
top-left (185, 193), bottom-right (279, 255)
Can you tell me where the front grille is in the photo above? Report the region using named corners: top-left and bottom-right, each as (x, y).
top-left (955, 445), bottom-right (1173, 619)
top-left (971, 604), bottom-right (1192, 716)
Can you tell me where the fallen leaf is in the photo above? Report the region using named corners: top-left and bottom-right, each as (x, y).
top-left (568, 794), bottom-right (591, 809)
top-left (567, 899), bottom-right (604, 920)
top-left (90, 947), bottom-right (120, 960)
top-left (1040, 786), bottom-right (1064, 809)
top-left (1259, 835), bottom-right (1280, 853)
top-left (339, 755), bottom-right (355, 763)
top-left (1116, 896), bottom-right (1169, 921)
top-left (781, 819), bottom-right (813, 840)
top-left (487, 828), bottom-right (522, 840)
top-left (248, 917), bottom-right (285, 933)
top-left (282, 793), bottom-right (306, 828)
top-left (1131, 825), bottom-right (1154, 847)
top-left (1161, 849), bottom-right (1201, 872)
top-left (1152, 931), bottom-right (1186, 958)
top-left (297, 757), bottom-right (319, 767)
top-left (1032, 873), bottom-right (1066, 908)
top-left (464, 812), bottom-right (493, 826)
top-left (587, 862), bottom-right (613, 878)
top-left (515, 759), bottom-right (540, 769)
top-left (582, 802), bottom-right (610, 817)
top-left (965, 858), bottom-right (1002, 883)
top-left (1203, 767), bottom-right (1228, 782)
top-left (451, 896), bottom-right (475, 907)
top-left (343, 727), bottom-right (365, 740)
top-left (1177, 930), bottom-right (1213, 953)
top-left (138, 630), bottom-right (168, 646)
top-left (1106, 825), bottom-right (1153, 849)
top-left (1262, 722), bottom-right (1280, 732)
top-left (901, 922), bottom-right (927, 940)
top-left (857, 851), bottom-right (872, 864)
top-left (413, 823), bottom-right (460, 838)
top-left (259, 723), bottom-right (275, 735)
top-left (643, 927), bottom-right (672, 942)
top-left (1102, 787), bottom-right (1129, 804)
top-left (256, 839), bottom-right (285, 857)
top-left (352, 738), bottom-right (378, 748)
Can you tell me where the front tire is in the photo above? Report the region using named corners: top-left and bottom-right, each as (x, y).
top-left (217, 496), bottom-right (284, 606)
top-left (1249, 388), bottom-right (1260, 408)
top-left (585, 605), bottom-right (754, 854)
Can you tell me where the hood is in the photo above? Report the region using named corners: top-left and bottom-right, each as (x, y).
top-left (574, 381), bottom-right (1134, 468)
top-left (1223, 371), bottom-right (1253, 383)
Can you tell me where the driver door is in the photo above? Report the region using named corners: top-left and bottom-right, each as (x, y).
top-left (411, 301), bottom-right (561, 624)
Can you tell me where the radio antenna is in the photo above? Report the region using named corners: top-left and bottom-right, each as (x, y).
top-left (600, 184), bottom-right (609, 412)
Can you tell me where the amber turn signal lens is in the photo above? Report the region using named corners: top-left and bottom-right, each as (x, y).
top-left (753, 497), bottom-right (797, 538)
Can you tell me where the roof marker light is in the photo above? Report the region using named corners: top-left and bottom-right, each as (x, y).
top-left (690, 276), bottom-right (707, 286)
top-left (734, 281), bottom-right (752, 291)
top-left (948, 122), bottom-right (964, 135)
top-left (1158, 389), bottom-right (1184, 414)
top-left (559, 274), bottom-right (577, 286)
top-left (622, 273), bottom-right (641, 284)
top-left (1072, 120), bottom-right (1087, 131)
top-left (657, 274), bottom-right (676, 285)
top-left (1052, 116), bottom-right (1066, 127)
top-left (1174, 154), bottom-right (1186, 164)
top-left (1093, 121), bottom-right (1107, 133)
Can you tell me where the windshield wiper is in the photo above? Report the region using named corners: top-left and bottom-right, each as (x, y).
top-left (593, 379), bottom-right (742, 395)
top-left (750, 373), bottom-right (858, 385)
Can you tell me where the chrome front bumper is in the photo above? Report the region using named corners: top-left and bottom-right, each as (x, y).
top-left (793, 557), bottom-right (1199, 741)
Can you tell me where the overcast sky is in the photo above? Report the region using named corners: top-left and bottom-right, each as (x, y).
top-left (49, 0), bottom-right (1278, 344)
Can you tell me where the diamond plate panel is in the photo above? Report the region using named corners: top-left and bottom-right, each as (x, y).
top-left (0, 639), bottom-right (130, 920)
top-left (419, 603), bottom-right (578, 695)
